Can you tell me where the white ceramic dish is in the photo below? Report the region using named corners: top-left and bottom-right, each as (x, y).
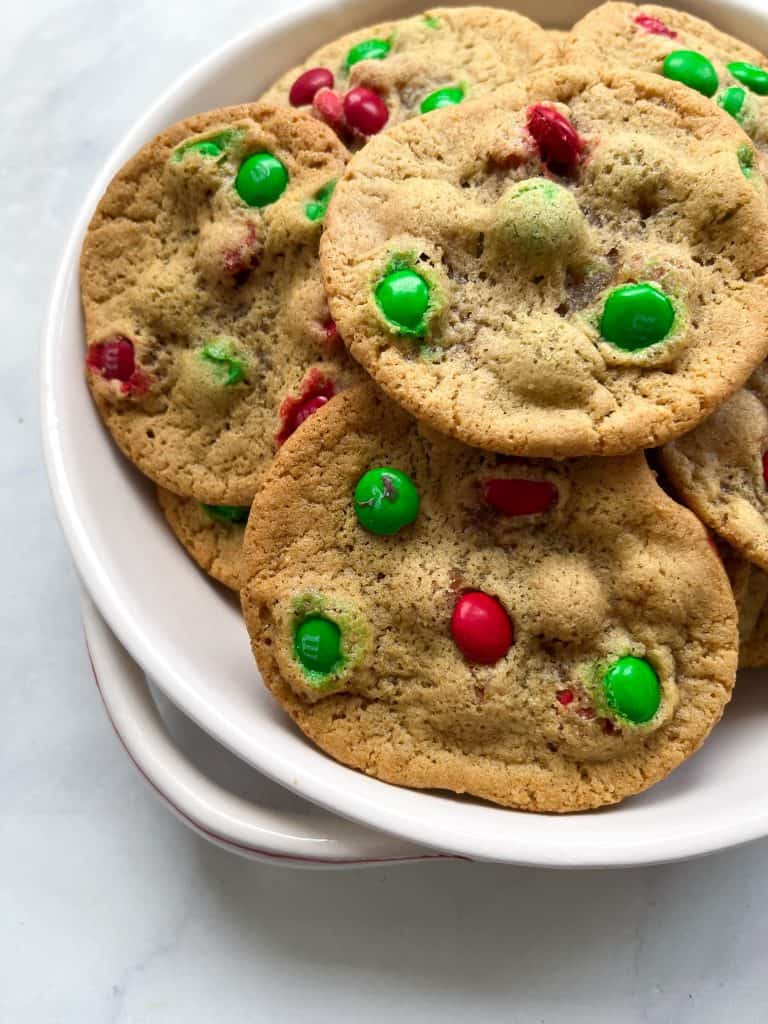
top-left (43, 0), bottom-right (768, 866)
top-left (83, 593), bottom-right (438, 866)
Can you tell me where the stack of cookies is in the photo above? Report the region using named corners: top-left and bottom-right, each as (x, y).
top-left (81, 4), bottom-right (768, 813)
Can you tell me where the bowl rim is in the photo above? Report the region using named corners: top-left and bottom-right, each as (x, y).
top-left (41, 0), bottom-right (768, 867)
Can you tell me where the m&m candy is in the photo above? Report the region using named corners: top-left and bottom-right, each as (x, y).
top-left (375, 268), bottom-right (430, 334)
top-left (451, 592), bottom-right (514, 664)
top-left (634, 13), bottom-right (676, 38)
top-left (86, 336), bottom-right (136, 382)
top-left (200, 340), bottom-right (247, 386)
top-left (762, 451), bottom-right (768, 487)
top-left (718, 86), bottom-right (747, 120)
top-left (354, 467), bottom-right (420, 535)
top-left (289, 67), bottom-right (334, 106)
top-left (601, 656), bottom-right (660, 724)
top-left (663, 50), bottom-right (718, 98)
top-left (526, 105), bottom-right (586, 175)
top-left (235, 153), bottom-right (289, 207)
top-left (294, 616), bottom-right (343, 676)
top-left (420, 85), bottom-right (464, 114)
top-left (344, 38), bottom-right (391, 70)
top-left (481, 478), bottom-right (558, 516)
top-left (600, 283), bottom-right (675, 351)
top-left (727, 61), bottom-right (768, 95)
top-left (343, 88), bottom-right (389, 135)
top-left (305, 179), bottom-right (337, 222)
top-left (201, 504), bottom-right (250, 524)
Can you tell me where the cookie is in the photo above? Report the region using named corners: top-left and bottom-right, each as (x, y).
top-left (81, 103), bottom-right (362, 505)
top-left (261, 7), bottom-right (558, 147)
top-left (659, 363), bottom-right (768, 570)
top-left (564, 3), bottom-right (768, 161)
top-left (718, 544), bottom-right (768, 667)
top-left (321, 66), bottom-right (768, 458)
top-left (240, 384), bottom-right (737, 813)
top-left (157, 488), bottom-right (246, 591)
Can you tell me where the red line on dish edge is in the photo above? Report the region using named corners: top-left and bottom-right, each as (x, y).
top-left (83, 631), bottom-right (464, 866)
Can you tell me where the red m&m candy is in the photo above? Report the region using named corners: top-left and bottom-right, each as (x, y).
top-left (289, 67), bottom-right (334, 106)
top-left (343, 87), bottom-right (389, 135)
top-left (762, 451), bottom-right (768, 487)
top-left (313, 88), bottom-right (346, 133)
top-left (481, 478), bottom-right (558, 516)
top-left (451, 591), bottom-right (514, 664)
top-left (276, 370), bottom-right (336, 445)
top-left (526, 104), bottom-right (585, 175)
top-left (634, 13), bottom-right (677, 38)
top-left (86, 336), bottom-right (135, 381)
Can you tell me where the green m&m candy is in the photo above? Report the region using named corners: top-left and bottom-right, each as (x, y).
top-left (294, 616), bottom-right (343, 676)
top-left (344, 38), bottom-right (391, 70)
top-left (420, 85), bottom-right (464, 114)
top-left (600, 283), bottom-right (675, 351)
top-left (305, 179), bottom-right (337, 222)
top-left (727, 61), bottom-right (768, 95)
top-left (235, 153), bottom-right (288, 207)
top-left (375, 268), bottom-right (431, 335)
top-left (718, 85), bottom-right (746, 120)
top-left (354, 467), bottom-right (420, 535)
top-left (185, 140), bottom-right (223, 158)
top-left (602, 656), bottom-right (661, 724)
top-left (738, 143), bottom-right (757, 178)
top-left (201, 504), bottom-right (250, 524)
top-left (200, 339), bottom-right (248, 385)
top-left (663, 50), bottom-right (718, 98)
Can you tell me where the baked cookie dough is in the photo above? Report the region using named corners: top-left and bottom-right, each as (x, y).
top-left (261, 8), bottom-right (558, 147)
top-left (158, 488), bottom-right (246, 591)
top-left (660, 363), bottom-right (768, 571)
top-left (241, 384), bottom-right (738, 813)
top-left (564, 3), bottom-right (768, 158)
top-left (82, 103), bottom-right (361, 504)
top-left (321, 67), bottom-right (768, 457)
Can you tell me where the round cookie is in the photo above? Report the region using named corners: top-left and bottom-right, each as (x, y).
top-left (321, 67), bottom-right (768, 458)
top-left (240, 384), bottom-right (738, 813)
top-left (564, 3), bottom-right (768, 160)
top-left (81, 103), bottom-right (362, 505)
top-left (261, 8), bottom-right (558, 147)
top-left (659, 363), bottom-right (768, 571)
top-left (157, 488), bottom-right (247, 591)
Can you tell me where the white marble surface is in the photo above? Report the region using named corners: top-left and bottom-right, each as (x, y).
top-left (6, 0), bottom-right (768, 1020)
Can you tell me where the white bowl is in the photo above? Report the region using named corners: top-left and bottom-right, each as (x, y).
top-left (43, 0), bottom-right (768, 866)
top-left (83, 592), bottom-right (438, 866)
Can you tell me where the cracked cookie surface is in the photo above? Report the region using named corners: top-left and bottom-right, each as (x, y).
top-left (321, 67), bottom-right (768, 457)
top-left (241, 384), bottom-right (737, 812)
top-left (81, 103), bottom-right (361, 504)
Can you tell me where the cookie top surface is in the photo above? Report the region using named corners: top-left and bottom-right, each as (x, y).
top-left (260, 7), bottom-right (558, 147)
top-left (158, 488), bottom-right (246, 591)
top-left (81, 103), bottom-right (362, 505)
top-left (564, 3), bottom-right (768, 156)
top-left (321, 67), bottom-right (768, 457)
top-left (240, 384), bottom-right (737, 812)
top-left (660, 363), bottom-right (768, 570)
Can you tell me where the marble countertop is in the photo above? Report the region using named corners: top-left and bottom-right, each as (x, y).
top-left (5, 0), bottom-right (768, 1020)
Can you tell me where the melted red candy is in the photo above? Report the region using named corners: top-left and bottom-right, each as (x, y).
top-left (222, 223), bottom-right (261, 275)
top-left (290, 67), bottom-right (334, 106)
top-left (343, 87), bottom-right (389, 135)
top-left (450, 591), bottom-right (514, 665)
top-left (556, 689), bottom-right (574, 706)
top-left (313, 88), bottom-right (346, 133)
top-left (634, 13), bottom-right (677, 38)
top-left (526, 104), bottom-right (586, 175)
top-left (87, 336), bottom-right (151, 396)
top-left (276, 369), bottom-right (336, 445)
top-left (763, 451), bottom-right (768, 487)
top-left (481, 478), bottom-right (558, 516)
top-left (87, 336), bottom-right (135, 380)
